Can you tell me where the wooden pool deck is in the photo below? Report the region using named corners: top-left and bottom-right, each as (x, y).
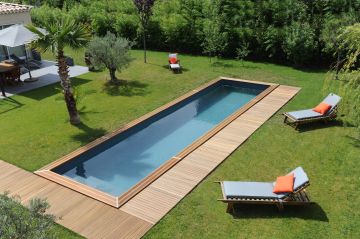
top-left (0, 84), bottom-right (300, 239)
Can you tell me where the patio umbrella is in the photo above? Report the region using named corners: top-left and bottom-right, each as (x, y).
top-left (0, 24), bottom-right (46, 80)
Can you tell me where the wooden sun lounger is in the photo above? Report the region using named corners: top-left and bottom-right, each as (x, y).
top-left (217, 167), bottom-right (314, 213)
top-left (283, 93), bottom-right (341, 130)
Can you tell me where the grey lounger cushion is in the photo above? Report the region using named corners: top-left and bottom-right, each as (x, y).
top-left (223, 167), bottom-right (309, 200)
top-left (323, 93), bottom-right (341, 110)
top-left (286, 109), bottom-right (322, 120)
top-left (223, 182), bottom-right (287, 199)
top-left (286, 93), bottom-right (341, 120)
top-left (287, 166), bottom-right (309, 190)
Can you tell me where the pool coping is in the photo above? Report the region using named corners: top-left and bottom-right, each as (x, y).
top-left (35, 77), bottom-right (279, 208)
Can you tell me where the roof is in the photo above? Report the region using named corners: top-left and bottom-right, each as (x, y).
top-left (0, 2), bottom-right (32, 15)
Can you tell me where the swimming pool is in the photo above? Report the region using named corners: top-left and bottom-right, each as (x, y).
top-left (36, 78), bottom-right (277, 207)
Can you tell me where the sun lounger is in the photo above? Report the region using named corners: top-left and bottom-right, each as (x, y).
top-left (218, 167), bottom-right (313, 213)
top-left (283, 93), bottom-right (341, 129)
top-left (168, 53), bottom-right (181, 73)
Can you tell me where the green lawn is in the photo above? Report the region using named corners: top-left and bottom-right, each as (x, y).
top-left (0, 50), bottom-right (359, 238)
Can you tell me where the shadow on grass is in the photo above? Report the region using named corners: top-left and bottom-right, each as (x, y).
top-left (346, 135), bottom-right (360, 148)
top-left (160, 64), bottom-right (190, 73)
top-left (212, 61), bottom-right (234, 68)
top-left (71, 122), bottom-right (107, 144)
top-left (77, 105), bottom-right (102, 121)
top-left (102, 80), bottom-right (149, 97)
top-left (20, 77), bottom-right (91, 101)
top-left (0, 97), bottom-right (24, 114)
top-left (231, 203), bottom-right (328, 222)
top-left (297, 120), bottom-right (344, 133)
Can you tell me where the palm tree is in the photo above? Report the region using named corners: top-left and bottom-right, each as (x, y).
top-left (27, 17), bottom-right (91, 125)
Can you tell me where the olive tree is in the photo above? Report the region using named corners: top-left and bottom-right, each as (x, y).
top-left (87, 32), bottom-right (133, 84)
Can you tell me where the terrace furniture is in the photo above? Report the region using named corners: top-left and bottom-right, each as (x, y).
top-left (168, 53), bottom-right (181, 73)
top-left (218, 167), bottom-right (313, 213)
top-left (10, 54), bottom-right (41, 70)
top-left (0, 62), bottom-right (21, 84)
top-left (283, 93), bottom-right (341, 129)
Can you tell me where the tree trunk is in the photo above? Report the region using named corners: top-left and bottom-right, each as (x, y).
top-left (143, 26), bottom-right (147, 63)
top-left (57, 49), bottom-right (81, 125)
top-left (109, 68), bottom-right (118, 84)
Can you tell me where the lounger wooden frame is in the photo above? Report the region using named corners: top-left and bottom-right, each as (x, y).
top-left (217, 181), bottom-right (313, 213)
top-left (283, 106), bottom-right (338, 130)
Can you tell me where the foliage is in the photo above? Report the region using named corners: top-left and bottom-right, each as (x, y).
top-left (201, 0), bottom-right (228, 62)
top-left (26, 0), bottom-right (360, 67)
top-left (0, 193), bottom-right (57, 239)
top-left (282, 21), bottom-right (318, 66)
top-left (87, 32), bottom-right (133, 84)
top-left (236, 42), bottom-right (251, 65)
top-left (337, 24), bottom-right (360, 128)
top-left (133, 0), bottom-right (156, 63)
top-left (27, 15), bottom-right (91, 124)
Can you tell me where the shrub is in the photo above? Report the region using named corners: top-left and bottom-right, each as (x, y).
top-left (0, 192), bottom-right (57, 239)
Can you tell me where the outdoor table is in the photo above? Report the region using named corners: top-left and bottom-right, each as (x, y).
top-left (0, 62), bottom-right (21, 97)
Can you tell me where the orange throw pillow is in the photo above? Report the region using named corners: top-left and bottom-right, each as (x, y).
top-left (170, 57), bottom-right (177, 64)
top-left (273, 174), bottom-right (294, 194)
top-left (313, 102), bottom-right (331, 115)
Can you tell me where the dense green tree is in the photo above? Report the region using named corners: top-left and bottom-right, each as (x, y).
top-left (337, 23), bottom-right (360, 128)
top-left (202, 0), bottom-right (228, 62)
top-left (324, 23), bottom-right (360, 128)
top-left (133, 0), bottom-right (156, 63)
top-left (283, 21), bottom-right (318, 66)
top-left (25, 0), bottom-right (360, 66)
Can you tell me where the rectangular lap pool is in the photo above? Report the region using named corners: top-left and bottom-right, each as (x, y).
top-left (36, 78), bottom-right (277, 207)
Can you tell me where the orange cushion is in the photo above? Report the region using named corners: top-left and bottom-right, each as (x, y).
top-left (169, 57), bottom-right (177, 64)
top-left (313, 102), bottom-right (331, 115)
top-left (273, 174), bottom-right (294, 194)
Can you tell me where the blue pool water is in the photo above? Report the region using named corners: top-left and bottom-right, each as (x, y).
top-left (53, 81), bottom-right (266, 196)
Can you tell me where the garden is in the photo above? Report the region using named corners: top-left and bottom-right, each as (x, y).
top-left (0, 0), bottom-right (359, 238)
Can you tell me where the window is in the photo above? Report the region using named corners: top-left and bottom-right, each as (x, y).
top-left (8, 45), bottom-right (26, 59)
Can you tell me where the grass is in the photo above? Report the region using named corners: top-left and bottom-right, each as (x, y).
top-left (0, 49), bottom-right (359, 238)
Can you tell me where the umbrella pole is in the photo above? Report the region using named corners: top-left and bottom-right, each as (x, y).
top-left (25, 46), bottom-right (32, 81)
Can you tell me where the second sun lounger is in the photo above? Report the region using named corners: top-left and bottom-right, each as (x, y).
top-left (218, 167), bottom-right (313, 213)
top-left (283, 93), bottom-right (341, 129)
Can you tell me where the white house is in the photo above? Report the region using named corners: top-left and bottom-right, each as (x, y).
top-left (0, 2), bottom-right (32, 61)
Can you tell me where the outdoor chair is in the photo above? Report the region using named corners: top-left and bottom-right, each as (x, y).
top-left (10, 54), bottom-right (41, 70)
top-left (283, 93), bottom-right (341, 129)
top-left (218, 167), bottom-right (313, 213)
top-left (168, 53), bottom-right (181, 73)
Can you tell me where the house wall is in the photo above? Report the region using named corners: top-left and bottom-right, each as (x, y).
top-left (0, 12), bottom-right (31, 26)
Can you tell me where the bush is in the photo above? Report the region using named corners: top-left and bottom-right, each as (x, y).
top-left (0, 192), bottom-right (58, 239)
top-left (282, 22), bottom-right (318, 66)
top-left (28, 0), bottom-right (360, 66)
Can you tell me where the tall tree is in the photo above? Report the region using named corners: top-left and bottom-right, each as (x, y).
top-left (337, 23), bottom-right (360, 128)
top-left (87, 32), bottom-right (133, 84)
top-left (27, 16), bottom-right (91, 125)
top-left (202, 0), bottom-right (228, 62)
top-left (133, 0), bottom-right (156, 63)
top-left (324, 23), bottom-right (360, 129)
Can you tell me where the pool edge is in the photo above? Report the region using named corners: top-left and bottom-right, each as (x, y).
top-left (35, 77), bottom-right (278, 208)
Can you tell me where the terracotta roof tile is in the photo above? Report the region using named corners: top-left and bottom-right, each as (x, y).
top-left (0, 2), bottom-right (32, 15)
